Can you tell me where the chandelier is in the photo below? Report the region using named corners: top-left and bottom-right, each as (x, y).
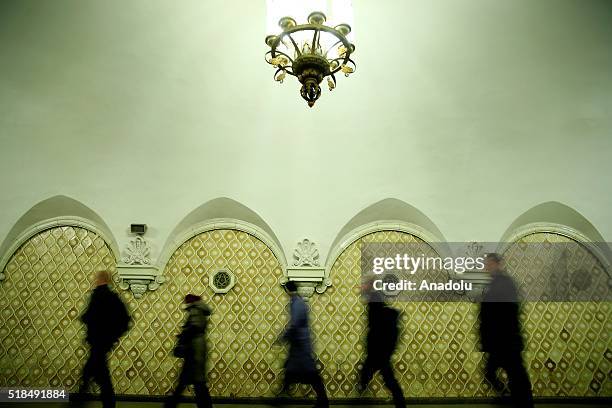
top-left (265, 0), bottom-right (356, 107)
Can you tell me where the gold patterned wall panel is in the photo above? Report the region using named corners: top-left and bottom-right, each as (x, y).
top-left (0, 226), bottom-right (116, 390)
top-left (1, 226), bottom-right (609, 399)
top-left (122, 229), bottom-right (288, 397)
top-left (309, 230), bottom-right (611, 399)
top-left (0, 227), bottom-right (289, 397)
top-left (503, 232), bottom-right (611, 397)
top-left (309, 231), bottom-right (486, 399)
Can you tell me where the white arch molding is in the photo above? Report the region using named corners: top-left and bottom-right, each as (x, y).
top-left (324, 220), bottom-right (451, 284)
top-left (156, 218), bottom-right (288, 283)
top-left (498, 222), bottom-right (611, 275)
top-left (0, 216), bottom-right (120, 282)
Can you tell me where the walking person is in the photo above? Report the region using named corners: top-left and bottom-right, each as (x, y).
top-left (479, 253), bottom-right (534, 408)
top-left (275, 281), bottom-right (329, 408)
top-left (358, 278), bottom-right (406, 408)
top-left (165, 294), bottom-right (213, 408)
top-left (76, 270), bottom-right (131, 408)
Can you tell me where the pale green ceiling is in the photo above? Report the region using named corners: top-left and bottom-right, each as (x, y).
top-left (0, 0), bottom-right (611, 261)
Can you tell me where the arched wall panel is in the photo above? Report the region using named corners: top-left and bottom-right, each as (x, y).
top-left (312, 230), bottom-right (485, 398)
top-left (0, 226), bottom-right (609, 398)
top-left (311, 230), bottom-right (611, 398)
top-left (0, 226), bottom-right (115, 389)
top-left (0, 227), bottom-right (289, 397)
top-left (503, 232), bottom-right (611, 396)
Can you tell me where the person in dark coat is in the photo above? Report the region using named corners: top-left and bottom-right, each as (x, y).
top-left (358, 278), bottom-right (406, 408)
top-left (276, 281), bottom-right (328, 408)
top-left (479, 253), bottom-right (533, 408)
top-left (77, 270), bottom-right (131, 408)
top-left (165, 294), bottom-right (213, 408)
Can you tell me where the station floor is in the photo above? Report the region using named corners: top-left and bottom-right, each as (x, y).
top-left (5, 403), bottom-right (611, 408)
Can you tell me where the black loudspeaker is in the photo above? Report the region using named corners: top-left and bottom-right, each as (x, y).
top-left (130, 224), bottom-right (147, 235)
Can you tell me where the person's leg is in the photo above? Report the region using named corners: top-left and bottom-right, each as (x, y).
top-left (164, 368), bottom-right (188, 408)
top-left (78, 346), bottom-right (96, 395)
top-left (358, 356), bottom-right (376, 393)
top-left (502, 353), bottom-right (534, 408)
top-left (92, 347), bottom-right (115, 408)
top-left (484, 352), bottom-right (504, 393)
top-left (280, 371), bottom-right (294, 395)
top-left (72, 345), bottom-right (96, 406)
top-left (193, 381), bottom-right (213, 408)
top-left (307, 372), bottom-right (329, 408)
top-left (380, 361), bottom-right (406, 408)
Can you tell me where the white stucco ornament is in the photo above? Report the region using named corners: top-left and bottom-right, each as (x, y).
top-left (286, 238), bottom-right (330, 298)
top-left (293, 238), bottom-right (320, 267)
top-left (123, 236), bottom-right (151, 265)
top-left (117, 235), bottom-right (164, 298)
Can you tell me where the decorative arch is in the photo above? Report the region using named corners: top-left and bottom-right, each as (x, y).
top-left (312, 228), bottom-right (478, 398)
top-left (499, 201), bottom-right (610, 273)
top-left (498, 214), bottom-right (611, 396)
top-left (326, 199), bottom-right (449, 275)
top-left (0, 196), bottom-right (119, 279)
top-left (158, 198), bottom-right (287, 275)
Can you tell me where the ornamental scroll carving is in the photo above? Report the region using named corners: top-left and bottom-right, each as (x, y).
top-left (117, 235), bottom-right (164, 298)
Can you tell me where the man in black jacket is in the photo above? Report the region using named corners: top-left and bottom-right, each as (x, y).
top-left (77, 270), bottom-right (131, 408)
top-left (479, 253), bottom-right (533, 408)
top-left (358, 279), bottom-right (405, 408)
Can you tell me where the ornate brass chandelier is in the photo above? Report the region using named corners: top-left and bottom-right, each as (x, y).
top-left (265, 2), bottom-right (356, 108)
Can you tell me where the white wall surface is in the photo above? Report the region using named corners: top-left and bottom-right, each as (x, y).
top-left (1, 0), bottom-right (611, 264)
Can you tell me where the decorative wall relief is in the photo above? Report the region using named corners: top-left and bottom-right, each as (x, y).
top-left (457, 241), bottom-right (490, 301)
top-left (123, 236), bottom-right (151, 265)
top-left (293, 238), bottom-right (320, 267)
top-left (287, 239), bottom-right (331, 298)
top-left (208, 269), bottom-right (236, 294)
top-left (116, 235), bottom-right (164, 298)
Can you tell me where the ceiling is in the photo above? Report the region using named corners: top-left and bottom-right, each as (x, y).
top-left (0, 0), bottom-right (611, 259)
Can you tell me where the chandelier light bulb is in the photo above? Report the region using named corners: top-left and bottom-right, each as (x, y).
top-left (278, 16), bottom-right (296, 30)
top-left (265, 35), bottom-right (278, 47)
top-left (307, 11), bottom-right (327, 25)
top-left (334, 23), bottom-right (351, 36)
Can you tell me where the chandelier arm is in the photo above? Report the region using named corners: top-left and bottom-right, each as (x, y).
top-left (284, 33), bottom-right (302, 57)
top-left (323, 39), bottom-right (343, 57)
top-left (328, 56), bottom-right (355, 75)
top-left (265, 50), bottom-right (295, 67)
top-left (311, 28), bottom-right (320, 55)
top-left (275, 67), bottom-right (296, 78)
top-left (279, 23), bottom-right (352, 53)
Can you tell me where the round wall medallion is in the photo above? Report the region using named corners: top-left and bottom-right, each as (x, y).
top-left (209, 269), bottom-right (236, 294)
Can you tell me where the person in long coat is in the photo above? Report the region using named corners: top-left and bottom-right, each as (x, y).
top-left (165, 294), bottom-right (213, 408)
top-left (77, 270), bottom-right (131, 408)
top-left (479, 253), bottom-right (533, 408)
top-left (358, 279), bottom-right (406, 408)
top-left (276, 281), bottom-right (328, 407)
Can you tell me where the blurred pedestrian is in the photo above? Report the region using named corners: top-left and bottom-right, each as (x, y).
top-left (275, 281), bottom-right (328, 408)
top-left (77, 270), bottom-right (131, 408)
top-left (479, 253), bottom-right (533, 408)
top-left (165, 294), bottom-right (213, 408)
top-left (358, 278), bottom-right (406, 408)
